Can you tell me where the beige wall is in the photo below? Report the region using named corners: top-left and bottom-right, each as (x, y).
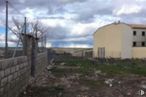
top-left (93, 23), bottom-right (133, 59)
top-left (132, 47), bottom-right (146, 58)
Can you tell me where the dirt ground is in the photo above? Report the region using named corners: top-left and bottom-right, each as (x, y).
top-left (19, 55), bottom-right (146, 97)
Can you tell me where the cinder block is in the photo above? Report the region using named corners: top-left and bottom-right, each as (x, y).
top-left (3, 84), bottom-right (9, 97)
top-left (0, 62), bottom-right (2, 70)
top-left (1, 61), bottom-right (8, 70)
top-left (4, 68), bottom-right (10, 77)
top-left (11, 66), bottom-right (16, 74)
top-left (0, 52), bottom-right (48, 97)
top-left (9, 80), bottom-right (15, 89)
top-left (13, 72), bottom-right (18, 79)
top-left (16, 65), bottom-right (19, 72)
top-left (0, 87), bottom-right (4, 96)
top-left (14, 59), bottom-right (17, 66)
top-left (17, 71), bottom-right (20, 77)
top-left (0, 71), bottom-right (4, 80)
top-left (19, 64), bottom-right (23, 69)
top-left (8, 75), bottom-right (13, 82)
top-left (7, 59), bottom-right (14, 68)
top-left (1, 77), bottom-right (7, 87)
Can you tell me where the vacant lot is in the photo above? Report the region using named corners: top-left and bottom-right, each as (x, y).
top-left (19, 55), bottom-right (146, 97)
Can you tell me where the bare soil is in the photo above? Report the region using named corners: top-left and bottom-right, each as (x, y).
top-left (19, 56), bottom-right (146, 97)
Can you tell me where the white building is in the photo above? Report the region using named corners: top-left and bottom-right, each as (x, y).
top-left (93, 22), bottom-right (146, 59)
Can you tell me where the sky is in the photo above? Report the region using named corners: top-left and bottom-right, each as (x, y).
top-left (0, 0), bottom-right (146, 48)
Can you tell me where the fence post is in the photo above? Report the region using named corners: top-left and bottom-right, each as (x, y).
top-left (5, 1), bottom-right (8, 58)
top-left (21, 34), bottom-right (38, 77)
top-left (31, 38), bottom-right (38, 77)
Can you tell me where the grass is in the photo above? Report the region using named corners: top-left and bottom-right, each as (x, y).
top-left (51, 67), bottom-right (81, 77)
top-left (55, 57), bottom-right (146, 76)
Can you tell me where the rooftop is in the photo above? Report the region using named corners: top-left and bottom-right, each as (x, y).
top-left (129, 24), bottom-right (146, 29)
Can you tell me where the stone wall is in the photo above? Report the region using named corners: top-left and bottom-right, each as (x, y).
top-left (0, 52), bottom-right (48, 97)
top-left (0, 56), bottom-right (29, 97)
top-left (36, 52), bottom-right (48, 76)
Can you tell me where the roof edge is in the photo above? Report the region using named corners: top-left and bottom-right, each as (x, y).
top-left (93, 22), bottom-right (131, 36)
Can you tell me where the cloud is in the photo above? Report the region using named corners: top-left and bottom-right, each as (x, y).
top-left (1, 0), bottom-right (146, 48)
top-left (0, 31), bottom-right (18, 47)
top-left (48, 35), bottom-right (93, 48)
top-left (51, 42), bottom-right (92, 48)
top-left (64, 44), bottom-right (92, 48)
top-left (64, 0), bottom-right (113, 23)
top-left (0, 35), bottom-right (18, 47)
top-left (0, 41), bottom-right (17, 47)
top-left (113, 0), bottom-right (142, 16)
top-left (114, 5), bottom-right (142, 16)
top-left (46, 42), bottom-right (52, 48)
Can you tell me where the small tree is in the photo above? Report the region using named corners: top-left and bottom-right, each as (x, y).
top-left (9, 18), bottom-right (48, 55)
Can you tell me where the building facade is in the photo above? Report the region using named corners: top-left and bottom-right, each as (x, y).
top-left (93, 22), bottom-right (146, 59)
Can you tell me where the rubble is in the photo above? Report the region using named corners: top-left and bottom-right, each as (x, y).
top-left (104, 78), bottom-right (114, 87)
top-left (60, 77), bottom-right (72, 88)
top-left (18, 55), bottom-right (146, 97)
top-left (80, 86), bottom-right (89, 91)
top-left (60, 62), bottom-right (66, 66)
top-left (141, 84), bottom-right (146, 89)
top-left (137, 90), bottom-right (145, 96)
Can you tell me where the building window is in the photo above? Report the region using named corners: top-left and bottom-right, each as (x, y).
top-left (133, 31), bottom-right (136, 36)
top-left (142, 42), bottom-right (145, 47)
top-left (133, 42), bottom-right (136, 47)
top-left (142, 31), bottom-right (145, 36)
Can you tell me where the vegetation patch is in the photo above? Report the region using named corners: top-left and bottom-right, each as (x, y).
top-left (60, 58), bottom-right (146, 76)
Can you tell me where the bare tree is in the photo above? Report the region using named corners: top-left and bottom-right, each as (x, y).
top-left (9, 17), bottom-right (25, 44)
top-left (9, 18), bottom-right (48, 55)
top-left (28, 20), bottom-right (48, 52)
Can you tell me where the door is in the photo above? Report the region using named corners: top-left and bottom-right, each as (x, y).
top-left (98, 47), bottom-right (105, 58)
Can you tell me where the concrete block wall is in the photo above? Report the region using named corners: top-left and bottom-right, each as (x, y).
top-left (0, 52), bottom-right (48, 97)
top-left (0, 56), bottom-right (30, 97)
top-left (36, 52), bottom-right (48, 76)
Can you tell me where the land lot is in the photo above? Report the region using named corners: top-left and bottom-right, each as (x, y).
top-left (19, 55), bottom-right (146, 97)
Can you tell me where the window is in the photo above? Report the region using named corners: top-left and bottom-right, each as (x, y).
top-left (142, 31), bottom-right (145, 36)
top-left (133, 31), bottom-right (136, 36)
top-left (142, 42), bottom-right (145, 47)
top-left (133, 42), bottom-right (136, 47)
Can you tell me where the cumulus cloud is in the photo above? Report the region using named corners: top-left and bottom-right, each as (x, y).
top-left (63, 0), bottom-right (113, 23)
top-left (0, 34), bottom-right (18, 47)
top-left (114, 5), bottom-right (141, 16)
top-left (0, 0), bottom-right (146, 48)
top-left (113, 0), bottom-right (142, 16)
